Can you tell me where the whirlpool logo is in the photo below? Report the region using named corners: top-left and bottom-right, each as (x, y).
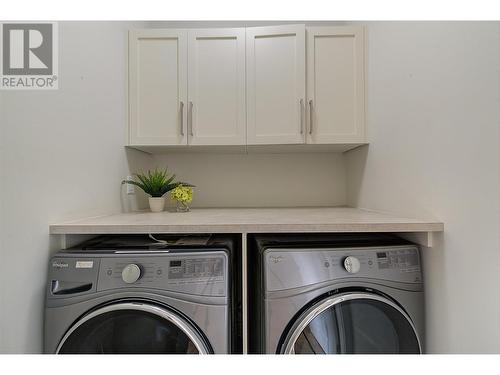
top-left (269, 255), bottom-right (284, 264)
top-left (0, 22), bottom-right (58, 90)
top-left (52, 261), bottom-right (69, 269)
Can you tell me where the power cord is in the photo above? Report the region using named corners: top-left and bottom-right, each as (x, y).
top-left (148, 233), bottom-right (172, 246)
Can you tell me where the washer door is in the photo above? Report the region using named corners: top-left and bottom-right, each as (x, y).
top-left (280, 292), bottom-right (421, 354)
top-left (56, 302), bottom-right (211, 354)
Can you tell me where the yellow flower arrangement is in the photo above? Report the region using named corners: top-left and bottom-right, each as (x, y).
top-left (170, 185), bottom-right (193, 203)
top-left (170, 185), bottom-right (193, 212)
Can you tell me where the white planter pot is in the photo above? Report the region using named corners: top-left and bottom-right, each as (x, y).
top-left (148, 197), bottom-right (166, 212)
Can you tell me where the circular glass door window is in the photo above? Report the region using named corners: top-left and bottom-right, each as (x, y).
top-left (58, 303), bottom-right (209, 354)
top-left (282, 293), bottom-right (420, 354)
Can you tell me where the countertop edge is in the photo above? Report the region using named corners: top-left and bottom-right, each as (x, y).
top-left (49, 222), bottom-right (444, 235)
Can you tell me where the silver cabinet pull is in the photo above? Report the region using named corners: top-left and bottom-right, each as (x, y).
top-left (300, 99), bottom-right (304, 134)
top-left (188, 101), bottom-right (194, 136)
top-left (179, 101), bottom-right (184, 136)
top-left (308, 100), bottom-right (313, 135)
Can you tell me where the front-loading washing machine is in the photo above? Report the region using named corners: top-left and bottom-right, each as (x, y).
top-left (249, 234), bottom-right (424, 354)
top-left (44, 234), bottom-right (240, 354)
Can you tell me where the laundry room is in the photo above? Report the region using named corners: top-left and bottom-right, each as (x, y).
top-left (1, 0), bottom-right (500, 373)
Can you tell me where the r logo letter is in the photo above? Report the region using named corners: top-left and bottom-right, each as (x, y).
top-left (2, 23), bottom-right (52, 75)
top-left (8, 29), bottom-right (23, 69)
top-left (28, 29), bottom-right (48, 69)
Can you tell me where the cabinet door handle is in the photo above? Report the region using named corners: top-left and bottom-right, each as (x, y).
top-left (308, 100), bottom-right (313, 135)
top-left (300, 99), bottom-right (304, 134)
top-left (189, 101), bottom-right (194, 136)
top-left (180, 101), bottom-right (184, 136)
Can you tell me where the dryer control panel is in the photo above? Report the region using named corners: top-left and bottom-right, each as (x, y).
top-left (265, 245), bottom-right (421, 292)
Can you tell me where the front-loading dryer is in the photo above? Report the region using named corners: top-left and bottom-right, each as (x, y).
top-left (249, 234), bottom-right (424, 354)
top-left (44, 234), bottom-right (239, 354)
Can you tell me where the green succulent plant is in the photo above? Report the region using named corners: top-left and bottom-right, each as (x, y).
top-left (121, 168), bottom-right (194, 198)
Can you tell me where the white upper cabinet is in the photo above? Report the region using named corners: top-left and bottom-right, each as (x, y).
top-left (306, 26), bottom-right (365, 144)
top-left (246, 25), bottom-right (306, 145)
top-left (127, 25), bottom-right (366, 152)
top-left (187, 28), bottom-right (246, 145)
top-left (129, 29), bottom-right (188, 145)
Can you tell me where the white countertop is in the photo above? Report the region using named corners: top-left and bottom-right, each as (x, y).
top-left (49, 207), bottom-right (444, 234)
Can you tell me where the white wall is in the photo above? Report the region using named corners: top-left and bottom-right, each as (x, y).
top-left (0, 95), bottom-right (5, 351)
top-left (153, 152), bottom-right (346, 208)
top-left (0, 21), bottom-right (151, 353)
top-left (346, 22), bottom-right (500, 353)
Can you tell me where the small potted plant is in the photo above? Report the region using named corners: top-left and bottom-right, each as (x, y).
top-left (122, 168), bottom-right (194, 212)
top-left (170, 185), bottom-right (194, 212)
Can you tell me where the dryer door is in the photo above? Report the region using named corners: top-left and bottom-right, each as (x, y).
top-left (56, 302), bottom-right (211, 354)
top-left (280, 292), bottom-right (421, 354)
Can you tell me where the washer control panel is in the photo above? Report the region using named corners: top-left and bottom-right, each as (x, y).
top-left (96, 252), bottom-right (227, 297)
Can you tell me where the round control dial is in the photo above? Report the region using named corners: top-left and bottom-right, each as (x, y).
top-left (122, 264), bottom-right (141, 284)
top-left (343, 256), bottom-right (361, 274)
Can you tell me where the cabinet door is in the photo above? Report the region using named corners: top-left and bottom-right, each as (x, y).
top-left (187, 28), bottom-right (246, 145)
top-left (246, 25), bottom-right (306, 145)
top-left (129, 29), bottom-right (187, 145)
top-left (306, 26), bottom-right (365, 144)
